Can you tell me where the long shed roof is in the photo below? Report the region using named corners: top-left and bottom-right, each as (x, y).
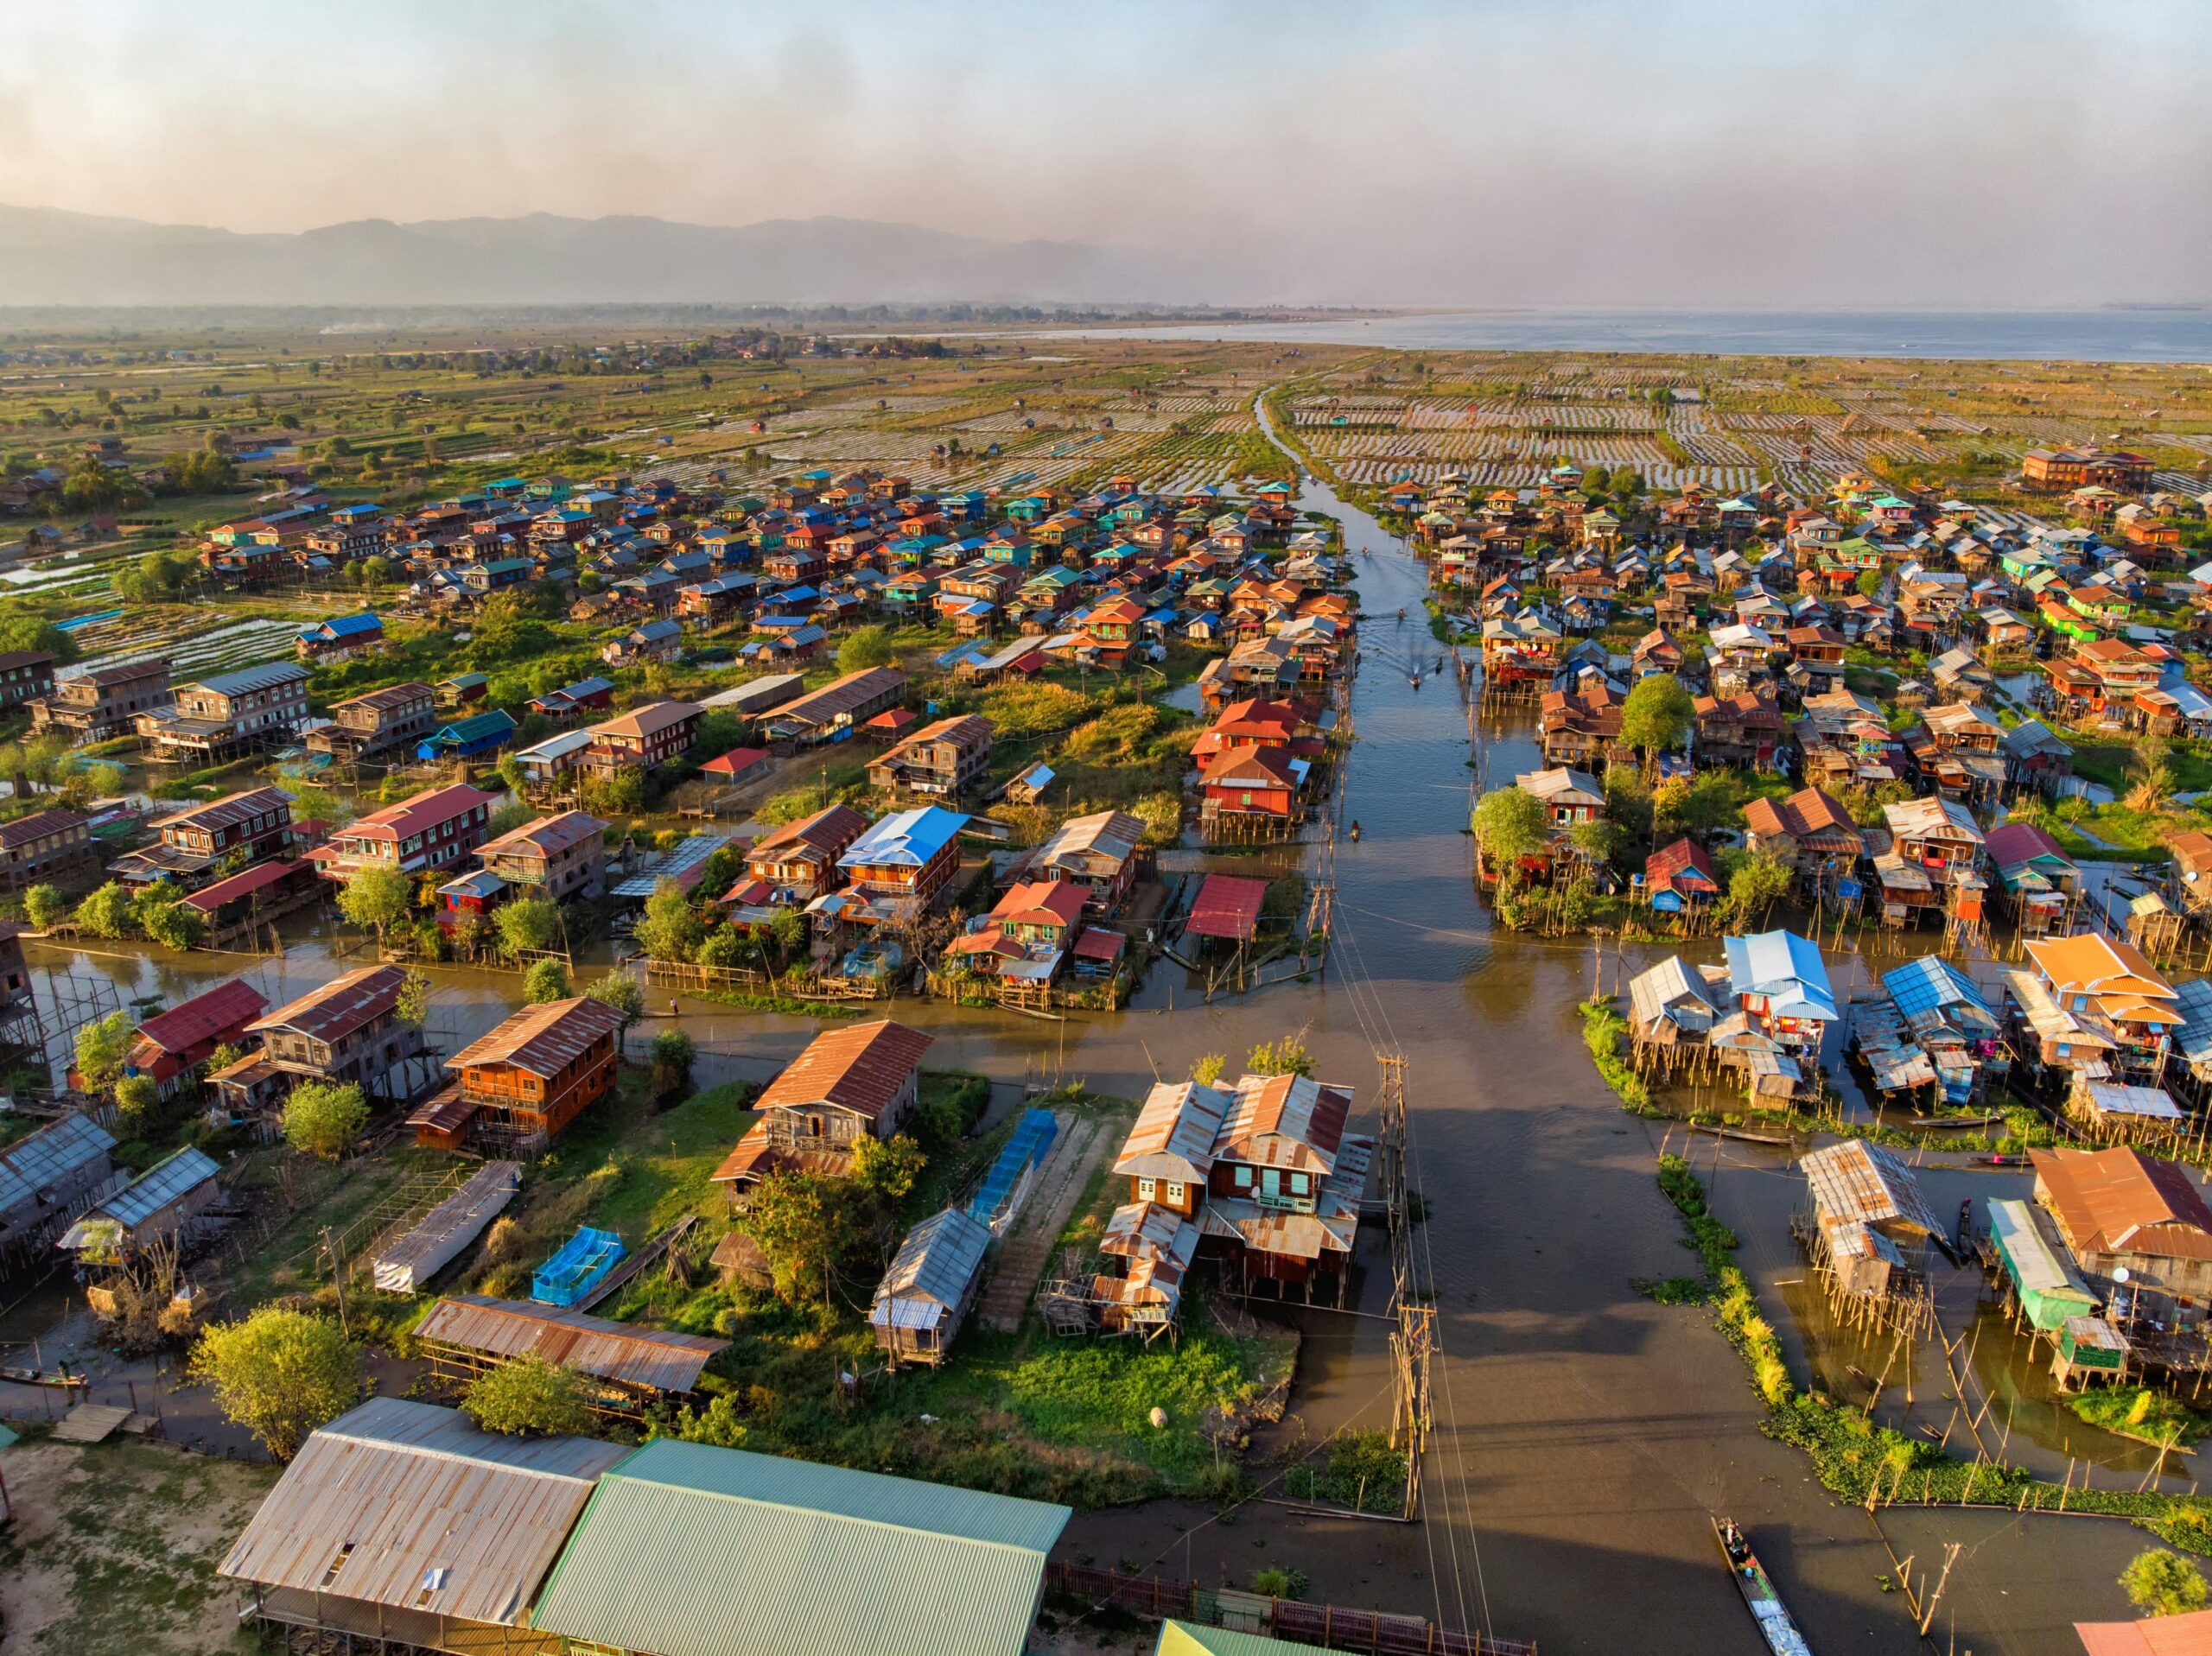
top-left (416, 1295), bottom-right (727, 1393)
top-left (217, 1398), bottom-right (626, 1627)
top-left (530, 1438), bottom-right (1070, 1656)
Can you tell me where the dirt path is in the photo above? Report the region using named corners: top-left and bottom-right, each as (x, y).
top-left (976, 1113), bottom-right (1110, 1330)
top-left (0, 1436), bottom-right (277, 1656)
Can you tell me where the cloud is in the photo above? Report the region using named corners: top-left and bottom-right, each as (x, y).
top-left (0, 0), bottom-right (2204, 306)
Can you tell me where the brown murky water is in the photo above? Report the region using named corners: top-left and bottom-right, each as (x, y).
top-left (6, 454), bottom-right (2145, 1650)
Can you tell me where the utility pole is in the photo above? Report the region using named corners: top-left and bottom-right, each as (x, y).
top-left (321, 1226), bottom-right (348, 1338)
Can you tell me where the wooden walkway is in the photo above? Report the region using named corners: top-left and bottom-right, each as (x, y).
top-left (976, 1114), bottom-right (1109, 1331)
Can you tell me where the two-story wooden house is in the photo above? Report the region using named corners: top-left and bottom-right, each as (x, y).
top-left (237, 964), bottom-right (431, 1107)
top-left (1028, 809), bottom-right (1147, 913)
top-left (581, 700), bottom-right (701, 778)
top-left (123, 978), bottom-right (269, 1100)
top-left (407, 995), bottom-right (626, 1153)
top-left (741, 803), bottom-right (868, 903)
top-left (0, 650), bottom-right (57, 715)
top-left (308, 784), bottom-right (497, 884)
top-left (476, 811), bottom-right (607, 902)
top-left (115, 786), bottom-right (296, 889)
top-left (864, 714), bottom-right (994, 798)
top-left (33, 658), bottom-right (172, 744)
top-left (307, 682), bottom-right (436, 762)
top-left (137, 661), bottom-right (311, 765)
top-left (709, 1019), bottom-right (934, 1204)
top-left (835, 806), bottom-right (969, 920)
top-left (0, 808), bottom-right (94, 894)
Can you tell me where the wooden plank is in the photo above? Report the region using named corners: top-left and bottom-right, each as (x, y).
top-left (52, 1403), bottom-right (131, 1443)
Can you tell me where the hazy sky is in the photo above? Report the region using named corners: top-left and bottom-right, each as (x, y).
top-left (4, 0), bottom-right (2209, 307)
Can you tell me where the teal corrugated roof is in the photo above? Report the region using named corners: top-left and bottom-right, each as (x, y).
top-left (531, 1440), bottom-right (1069, 1656)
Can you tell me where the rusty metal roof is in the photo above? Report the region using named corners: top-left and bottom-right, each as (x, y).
top-left (218, 1397), bottom-right (625, 1626)
top-left (341, 784), bottom-right (497, 844)
top-left (480, 810), bottom-right (607, 862)
top-left (247, 964), bottom-right (407, 1044)
top-left (1217, 1073), bottom-right (1351, 1174)
top-left (590, 698), bottom-right (702, 741)
top-left (753, 1019), bottom-right (932, 1121)
top-left (1801, 1140), bottom-right (1942, 1238)
top-left (150, 786), bottom-right (292, 837)
top-left (748, 802), bottom-right (868, 862)
top-left (133, 978), bottom-right (268, 1057)
top-left (445, 997), bottom-right (626, 1080)
top-left (416, 1295), bottom-right (727, 1393)
top-left (1113, 1082), bottom-right (1230, 1182)
top-left (2033, 1146), bottom-right (2212, 1260)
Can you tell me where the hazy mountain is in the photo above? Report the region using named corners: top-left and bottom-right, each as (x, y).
top-left (0, 206), bottom-right (1199, 308)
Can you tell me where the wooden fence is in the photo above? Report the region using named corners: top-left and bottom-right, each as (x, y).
top-left (1043, 1562), bottom-right (1535, 1655)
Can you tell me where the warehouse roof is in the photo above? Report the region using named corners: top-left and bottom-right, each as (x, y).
top-left (531, 1438), bottom-right (1068, 1656)
top-left (219, 1398), bottom-right (625, 1627)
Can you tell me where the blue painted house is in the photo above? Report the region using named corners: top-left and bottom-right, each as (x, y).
top-left (417, 709), bottom-right (518, 762)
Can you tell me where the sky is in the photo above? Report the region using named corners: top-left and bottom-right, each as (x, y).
top-left (3, 0), bottom-right (2209, 308)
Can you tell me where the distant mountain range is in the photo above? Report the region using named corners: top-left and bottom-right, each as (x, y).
top-left (0, 206), bottom-right (1201, 308)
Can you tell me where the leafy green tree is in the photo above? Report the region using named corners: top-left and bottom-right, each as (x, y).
top-left (461, 1353), bottom-right (596, 1437)
top-left (743, 1171), bottom-right (868, 1304)
top-left (851, 1133), bottom-right (925, 1205)
top-left (0, 612), bottom-right (76, 663)
top-left (22, 884), bottom-right (67, 929)
top-left (2123, 1548), bottom-right (2209, 1617)
top-left (137, 892), bottom-right (206, 951)
top-left (396, 968), bottom-right (432, 1027)
top-left (1568, 817), bottom-right (1626, 866)
top-left (189, 1308), bottom-right (361, 1461)
top-left (1190, 1053), bottom-right (1227, 1085)
top-left (73, 881), bottom-right (135, 939)
top-left (283, 1081), bottom-right (368, 1161)
top-left (494, 896), bottom-right (563, 958)
top-left (650, 1028), bottom-right (696, 1095)
top-left (766, 906), bottom-right (809, 967)
top-left (836, 625), bottom-right (899, 675)
top-left (634, 877), bottom-right (704, 962)
top-left (73, 1011), bottom-right (135, 1095)
top-left (1619, 673), bottom-right (1697, 764)
top-left (585, 972), bottom-right (645, 1035)
top-left (1855, 568), bottom-right (1885, 599)
top-left (1718, 847), bottom-right (1793, 928)
top-left (524, 958), bottom-right (572, 1003)
top-left (335, 863), bottom-right (413, 945)
top-left (1247, 1034), bottom-right (1315, 1079)
top-left (114, 1074), bottom-right (161, 1135)
top-left (696, 928), bottom-right (750, 969)
top-left (1471, 785), bottom-right (1551, 864)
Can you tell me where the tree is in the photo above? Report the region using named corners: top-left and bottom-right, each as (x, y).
top-left (649, 1028), bottom-right (696, 1096)
top-left (585, 972), bottom-right (645, 1035)
top-left (0, 612), bottom-right (76, 664)
top-left (396, 968), bottom-right (432, 1027)
top-left (1855, 568), bottom-right (1885, 599)
top-left (766, 905), bottom-right (809, 968)
top-left (494, 896), bottom-right (563, 959)
top-left (1190, 1053), bottom-right (1227, 1086)
top-left (524, 959), bottom-right (571, 1003)
top-left (189, 1308), bottom-right (361, 1461)
top-left (851, 1133), bottom-right (926, 1206)
top-left (1619, 673), bottom-right (1696, 764)
top-left (2123, 1549), bottom-right (2210, 1617)
top-left (73, 881), bottom-right (135, 940)
top-left (336, 863), bottom-right (413, 945)
top-left (836, 625), bottom-right (899, 675)
top-left (461, 1353), bottom-right (596, 1437)
top-left (137, 892), bottom-right (206, 951)
top-left (496, 751), bottom-right (531, 798)
top-left (73, 1011), bottom-right (134, 1096)
top-left (1718, 847), bottom-right (1793, 928)
top-left (1471, 785), bottom-right (1550, 865)
top-left (1248, 1034), bottom-right (1314, 1078)
top-left (283, 1081), bottom-right (368, 1161)
top-left (744, 1171), bottom-right (868, 1303)
top-left (1568, 817), bottom-right (1626, 867)
top-left (634, 877), bottom-right (704, 962)
top-left (114, 1074), bottom-right (161, 1135)
top-left (22, 884), bottom-right (66, 929)
top-left (696, 927), bottom-right (750, 969)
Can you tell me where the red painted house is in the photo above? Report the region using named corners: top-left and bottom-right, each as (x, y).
top-left (1201, 746), bottom-right (1301, 826)
top-left (125, 978), bottom-right (270, 1097)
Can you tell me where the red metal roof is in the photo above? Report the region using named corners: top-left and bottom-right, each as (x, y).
top-left (702, 746), bottom-right (769, 778)
top-left (1185, 874), bottom-right (1270, 941)
top-left (135, 978), bottom-right (269, 1056)
top-left (249, 965), bottom-right (407, 1044)
top-left (445, 996), bottom-right (626, 1079)
top-left (343, 784), bottom-right (497, 843)
top-left (181, 858), bottom-right (309, 911)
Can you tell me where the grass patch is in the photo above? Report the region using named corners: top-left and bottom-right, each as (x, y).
top-left (1281, 1427), bottom-right (1408, 1514)
top-left (2070, 1386), bottom-right (2212, 1448)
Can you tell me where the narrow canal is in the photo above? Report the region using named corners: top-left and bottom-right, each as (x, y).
top-left (5, 402), bottom-right (2148, 1650)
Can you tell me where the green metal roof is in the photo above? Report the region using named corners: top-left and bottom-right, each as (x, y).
top-left (531, 1440), bottom-right (1070, 1656)
top-left (1155, 1622), bottom-right (1319, 1656)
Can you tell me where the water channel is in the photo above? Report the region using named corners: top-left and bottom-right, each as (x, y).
top-left (1, 399), bottom-right (2152, 1650)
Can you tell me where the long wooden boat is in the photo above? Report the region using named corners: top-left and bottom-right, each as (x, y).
top-left (1713, 1517), bottom-right (1814, 1656)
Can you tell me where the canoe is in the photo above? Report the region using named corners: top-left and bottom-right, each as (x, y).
top-left (1713, 1517), bottom-right (1815, 1656)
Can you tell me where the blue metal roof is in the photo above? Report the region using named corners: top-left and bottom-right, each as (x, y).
top-left (104, 1145), bottom-right (219, 1228)
top-left (839, 807), bottom-right (970, 872)
top-left (1723, 930), bottom-right (1838, 1021)
top-left (1882, 955), bottom-right (1993, 1024)
top-left (199, 660), bottom-right (309, 696)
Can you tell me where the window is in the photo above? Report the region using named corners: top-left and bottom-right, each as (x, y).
top-left (1234, 1165), bottom-right (1252, 1189)
top-left (1165, 1182), bottom-right (1185, 1205)
top-left (1137, 1177), bottom-right (1155, 1201)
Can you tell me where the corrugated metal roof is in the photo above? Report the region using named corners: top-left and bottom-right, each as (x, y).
top-left (0, 1113), bottom-right (115, 1213)
top-left (101, 1145), bottom-right (219, 1228)
top-left (195, 660), bottom-right (308, 697)
top-left (1185, 874), bottom-right (1269, 941)
top-left (373, 1163), bottom-right (521, 1292)
top-left (1882, 955), bottom-right (1995, 1026)
top-left (1987, 1197), bottom-right (2096, 1304)
top-left (218, 1398), bottom-right (625, 1627)
top-left (754, 1019), bottom-right (932, 1121)
top-left (249, 965), bottom-right (407, 1044)
top-left (531, 1439), bottom-right (1070, 1656)
top-left (133, 979), bottom-right (269, 1057)
top-left (1801, 1140), bottom-right (1942, 1238)
top-left (872, 1207), bottom-right (990, 1317)
top-left (416, 1294), bottom-right (727, 1393)
top-left (445, 997), bottom-right (626, 1080)
top-left (1629, 955), bottom-right (1717, 1028)
top-left (837, 806), bottom-right (970, 872)
top-left (1724, 930), bottom-right (1838, 1021)
top-left (1115, 1082), bottom-right (1230, 1181)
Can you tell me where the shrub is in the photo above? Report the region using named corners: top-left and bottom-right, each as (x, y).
top-left (461, 1353), bottom-right (596, 1437)
top-left (189, 1308), bottom-right (361, 1460)
top-left (283, 1081), bottom-right (368, 1161)
top-left (2124, 1548), bottom-right (2210, 1617)
top-left (524, 958), bottom-right (572, 1003)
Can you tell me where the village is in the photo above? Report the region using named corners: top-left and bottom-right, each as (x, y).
top-left (3, 324), bottom-right (2212, 1655)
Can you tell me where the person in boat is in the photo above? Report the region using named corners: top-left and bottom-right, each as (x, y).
top-left (1349, 820), bottom-right (1361, 841)
top-left (1396, 606), bottom-right (1406, 621)
top-left (1719, 1520), bottom-right (1750, 1566)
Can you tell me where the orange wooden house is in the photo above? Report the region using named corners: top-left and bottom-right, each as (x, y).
top-left (407, 996), bottom-right (626, 1154)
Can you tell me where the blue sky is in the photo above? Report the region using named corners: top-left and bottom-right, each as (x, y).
top-left (2, 0), bottom-right (2207, 306)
